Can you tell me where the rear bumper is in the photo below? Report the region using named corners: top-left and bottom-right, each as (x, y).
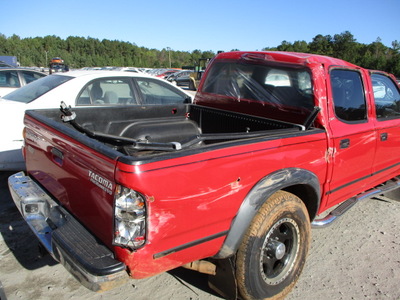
top-left (8, 172), bottom-right (129, 291)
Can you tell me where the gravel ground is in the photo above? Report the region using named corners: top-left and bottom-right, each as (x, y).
top-left (1, 170), bottom-right (399, 300)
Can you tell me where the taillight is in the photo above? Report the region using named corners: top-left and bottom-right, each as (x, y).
top-left (113, 185), bottom-right (146, 249)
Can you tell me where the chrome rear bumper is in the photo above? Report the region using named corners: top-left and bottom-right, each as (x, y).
top-left (8, 171), bottom-right (129, 291)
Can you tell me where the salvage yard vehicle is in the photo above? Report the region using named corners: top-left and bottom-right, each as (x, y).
top-left (8, 51), bottom-right (400, 299)
top-left (188, 57), bottom-right (210, 90)
top-left (0, 70), bottom-right (193, 171)
top-left (0, 67), bottom-right (46, 97)
top-left (166, 69), bottom-right (193, 85)
top-left (48, 57), bottom-right (69, 74)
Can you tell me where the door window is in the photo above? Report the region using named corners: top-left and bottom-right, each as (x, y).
top-left (21, 70), bottom-right (46, 84)
top-left (77, 78), bottom-right (137, 105)
top-left (371, 73), bottom-right (400, 119)
top-left (0, 70), bottom-right (20, 87)
top-left (331, 69), bottom-right (367, 122)
top-left (136, 78), bottom-right (189, 104)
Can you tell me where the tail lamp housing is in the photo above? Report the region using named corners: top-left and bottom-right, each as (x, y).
top-left (113, 185), bottom-right (146, 249)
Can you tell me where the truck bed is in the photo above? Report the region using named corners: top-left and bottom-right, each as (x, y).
top-left (26, 104), bottom-right (307, 161)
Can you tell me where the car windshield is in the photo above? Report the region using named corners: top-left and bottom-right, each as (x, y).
top-left (4, 74), bottom-right (72, 103)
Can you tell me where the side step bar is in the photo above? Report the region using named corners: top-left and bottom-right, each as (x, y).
top-left (312, 176), bottom-right (400, 228)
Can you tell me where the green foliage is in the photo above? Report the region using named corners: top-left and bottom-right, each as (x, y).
top-left (0, 32), bottom-right (399, 77)
top-left (0, 34), bottom-right (215, 69)
top-left (263, 31), bottom-right (400, 77)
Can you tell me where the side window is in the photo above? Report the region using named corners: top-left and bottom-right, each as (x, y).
top-left (297, 71), bottom-right (312, 95)
top-left (136, 78), bottom-right (188, 104)
top-left (77, 78), bottom-right (137, 105)
top-left (0, 71), bottom-right (20, 87)
top-left (331, 69), bottom-right (367, 122)
top-left (371, 73), bottom-right (400, 119)
top-left (21, 71), bottom-right (46, 84)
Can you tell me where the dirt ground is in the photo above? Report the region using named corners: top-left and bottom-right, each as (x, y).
top-left (1, 170), bottom-right (399, 300)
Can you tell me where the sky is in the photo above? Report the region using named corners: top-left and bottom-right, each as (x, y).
top-left (1, 0), bottom-right (399, 53)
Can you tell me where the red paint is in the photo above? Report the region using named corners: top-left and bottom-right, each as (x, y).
top-left (23, 51), bottom-right (400, 280)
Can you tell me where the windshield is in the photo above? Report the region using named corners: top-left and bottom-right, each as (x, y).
top-left (4, 74), bottom-right (72, 103)
top-left (202, 60), bottom-right (315, 112)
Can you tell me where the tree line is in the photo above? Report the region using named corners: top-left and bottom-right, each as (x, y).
top-left (263, 31), bottom-right (400, 77)
top-left (0, 34), bottom-right (215, 70)
top-left (0, 31), bottom-right (399, 76)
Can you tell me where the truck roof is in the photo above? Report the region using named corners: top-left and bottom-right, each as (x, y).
top-left (214, 51), bottom-right (358, 69)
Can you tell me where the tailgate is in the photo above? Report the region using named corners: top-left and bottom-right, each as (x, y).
top-left (23, 111), bottom-right (122, 248)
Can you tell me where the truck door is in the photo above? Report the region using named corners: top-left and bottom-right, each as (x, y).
top-left (324, 68), bottom-right (377, 209)
top-left (370, 73), bottom-right (400, 181)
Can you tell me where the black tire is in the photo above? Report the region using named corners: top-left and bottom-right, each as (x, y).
top-left (236, 190), bottom-right (311, 300)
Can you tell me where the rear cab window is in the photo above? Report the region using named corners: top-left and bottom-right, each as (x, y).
top-left (201, 60), bottom-right (315, 110)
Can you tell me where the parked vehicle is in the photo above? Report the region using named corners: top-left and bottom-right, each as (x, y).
top-left (188, 58), bottom-right (211, 90)
top-left (174, 74), bottom-right (191, 87)
top-left (0, 67), bottom-right (46, 97)
top-left (0, 70), bottom-right (193, 170)
top-left (0, 55), bottom-right (19, 67)
top-left (119, 67), bottom-right (142, 73)
top-left (49, 57), bottom-right (69, 74)
top-left (155, 69), bottom-right (179, 79)
top-left (0, 62), bottom-right (13, 67)
top-left (8, 51), bottom-right (400, 299)
top-left (166, 70), bottom-right (193, 85)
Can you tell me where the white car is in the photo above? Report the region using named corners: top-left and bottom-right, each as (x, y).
top-left (0, 70), bottom-right (193, 170)
top-left (0, 67), bottom-right (46, 97)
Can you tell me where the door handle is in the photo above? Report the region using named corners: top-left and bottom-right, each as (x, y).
top-left (380, 132), bottom-right (388, 141)
top-left (51, 147), bottom-right (64, 166)
top-left (340, 138), bottom-right (350, 149)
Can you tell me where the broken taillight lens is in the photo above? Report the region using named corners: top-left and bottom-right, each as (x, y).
top-left (113, 185), bottom-right (146, 249)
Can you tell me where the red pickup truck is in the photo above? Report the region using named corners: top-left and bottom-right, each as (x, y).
top-left (8, 51), bottom-right (400, 299)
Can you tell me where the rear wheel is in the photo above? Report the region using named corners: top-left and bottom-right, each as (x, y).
top-left (236, 190), bottom-right (311, 300)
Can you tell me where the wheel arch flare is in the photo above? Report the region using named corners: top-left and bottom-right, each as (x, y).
top-left (214, 167), bottom-right (320, 259)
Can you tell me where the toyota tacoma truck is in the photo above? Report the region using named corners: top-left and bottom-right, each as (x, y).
top-left (8, 51), bottom-right (400, 299)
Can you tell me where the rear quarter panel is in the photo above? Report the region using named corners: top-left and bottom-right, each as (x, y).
top-left (114, 130), bottom-right (328, 278)
top-left (23, 108), bottom-right (328, 279)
